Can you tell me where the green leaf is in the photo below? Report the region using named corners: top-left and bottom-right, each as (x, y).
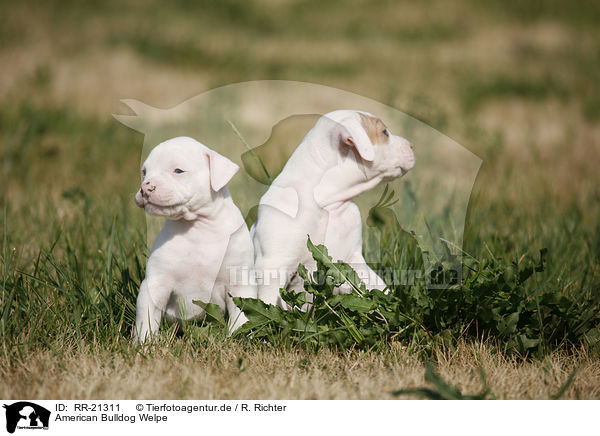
top-left (550, 366), bottom-right (578, 399)
top-left (233, 297), bottom-right (286, 323)
top-left (280, 288), bottom-right (308, 309)
top-left (291, 318), bottom-right (317, 333)
top-left (392, 364), bottom-right (490, 400)
top-left (497, 311), bottom-right (520, 336)
top-left (329, 294), bottom-right (377, 313)
top-left (307, 237), bottom-right (364, 294)
top-left (584, 326), bottom-right (600, 346)
top-left (516, 334), bottom-right (541, 352)
top-left (192, 300), bottom-right (226, 327)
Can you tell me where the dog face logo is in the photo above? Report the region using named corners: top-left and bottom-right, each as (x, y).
top-left (115, 80), bottom-right (482, 289)
top-left (3, 402), bottom-right (50, 433)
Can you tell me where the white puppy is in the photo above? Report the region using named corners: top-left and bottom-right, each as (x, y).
top-left (252, 110), bottom-right (415, 307)
top-left (134, 136), bottom-right (256, 342)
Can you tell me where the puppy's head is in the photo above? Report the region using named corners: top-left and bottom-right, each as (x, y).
top-left (325, 110), bottom-right (415, 181)
top-left (134, 137), bottom-right (239, 220)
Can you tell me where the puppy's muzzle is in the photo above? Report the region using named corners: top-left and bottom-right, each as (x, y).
top-left (399, 139), bottom-right (416, 172)
top-left (142, 181), bottom-right (156, 195)
top-left (135, 181), bottom-right (156, 208)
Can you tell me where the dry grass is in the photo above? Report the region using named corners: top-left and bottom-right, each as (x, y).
top-left (2, 340), bottom-right (599, 400)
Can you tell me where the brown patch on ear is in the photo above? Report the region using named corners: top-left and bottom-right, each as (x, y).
top-left (359, 113), bottom-right (388, 145)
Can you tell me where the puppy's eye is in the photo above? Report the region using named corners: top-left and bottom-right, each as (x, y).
top-left (383, 129), bottom-right (389, 137)
top-left (142, 168), bottom-right (146, 177)
top-left (174, 168), bottom-right (185, 174)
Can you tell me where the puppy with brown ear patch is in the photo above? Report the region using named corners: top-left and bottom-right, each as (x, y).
top-left (134, 136), bottom-right (256, 343)
top-left (252, 110), bottom-right (415, 307)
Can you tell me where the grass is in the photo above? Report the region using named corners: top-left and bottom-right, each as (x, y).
top-left (460, 74), bottom-right (570, 112)
top-left (231, 237), bottom-right (599, 355)
top-left (1, 0), bottom-right (600, 399)
top-left (2, 338), bottom-right (599, 400)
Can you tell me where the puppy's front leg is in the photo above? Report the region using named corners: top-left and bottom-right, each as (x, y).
top-left (135, 279), bottom-right (163, 343)
top-left (346, 251), bottom-right (388, 293)
top-left (255, 256), bottom-right (299, 308)
top-left (225, 283), bottom-right (256, 335)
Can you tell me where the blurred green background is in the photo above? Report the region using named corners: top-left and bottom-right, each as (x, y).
top-left (2, 0), bottom-right (598, 265)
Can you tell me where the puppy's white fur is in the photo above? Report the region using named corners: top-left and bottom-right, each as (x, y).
top-left (134, 136), bottom-right (256, 342)
top-left (252, 110), bottom-right (415, 307)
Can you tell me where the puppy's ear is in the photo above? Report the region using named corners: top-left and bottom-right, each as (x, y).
top-left (336, 118), bottom-right (375, 162)
top-left (207, 150), bottom-right (240, 191)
